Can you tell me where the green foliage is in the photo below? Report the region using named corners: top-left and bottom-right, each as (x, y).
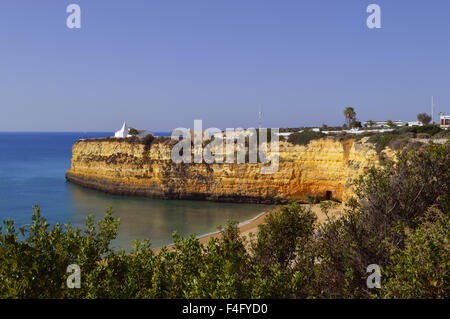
top-left (343, 107), bottom-right (356, 127)
top-left (416, 133), bottom-right (431, 139)
top-left (431, 129), bottom-right (450, 140)
top-left (350, 121), bottom-right (362, 128)
top-left (365, 120), bottom-right (375, 128)
top-left (0, 206), bottom-right (119, 298)
top-left (287, 130), bottom-right (325, 146)
top-left (250, 204), bottom-right (316, 298)
top-left (128, 128), bottom-right (139, 137)
top-left (320, 126), bottom-right (343, 132)
top-left (313, 143), bottom-right (449, 298)
top-left (417, 113), bottom-right (432, 125)
top-left (384, 208), bottom-right (449, 298)
top-left (368, 124), bottom-right (442, 152)
top-left (368, 133), bottom-right (397, 153)
top-left (142, 134), bottom-right (155, 151)
top-left (1, 144), bottom-right (448, 299)
top-left (387, 120), bottom-right (396, 128)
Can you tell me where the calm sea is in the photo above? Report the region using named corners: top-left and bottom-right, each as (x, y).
top-left (0, 132), bottom-right (271, 250)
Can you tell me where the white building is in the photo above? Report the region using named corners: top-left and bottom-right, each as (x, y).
top-left (114, 122), bottom-right (152, 138)
top-left (363, 120), bottom-right (407, 128)
top-left (407, 121), bottom-right (423, 127)
top-left (114, 122), bottom-right (129, 138)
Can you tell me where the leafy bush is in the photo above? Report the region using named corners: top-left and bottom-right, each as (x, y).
top-left (417, 113), bottom-right (432, 125)
top-left (128, 128), bottom-right (140, 137)
top-left (0, 205), bottom-right (316, 299)
top-left (250, 203), bottom-right (316, 298)
top-left (416, 133), bottom-right (431, 139)
top-left (389, 136), bottom-right (410, 150)
top-left (320, 126), bottom-right (343, 132)
top-left (142, 134), bottom-right (155, 151)
top-left (384, 207), bottom-right (449, 298)
top-left (314, 143), bottom-right (449, 298)
top-left (368, 133), bottom-right (397, 153)
top-left (367, 125), bottom-right (442, 153)
top-left (414, 124), bottom-right (441, 136)
top-left (288, 130), bottom-right (325, 146)
top-left (431, 130), bottom-right (450, 140)
top-left (0, 206), bottom-right (119, 298)
top-left (1, 144), bottom-right (448, 299)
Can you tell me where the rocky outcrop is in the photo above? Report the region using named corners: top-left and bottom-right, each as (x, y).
top-left (66, 137), bottom-right (379, 204)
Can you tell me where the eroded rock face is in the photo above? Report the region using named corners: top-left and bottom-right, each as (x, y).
top-left (65, 137), bottom-right (379, 203)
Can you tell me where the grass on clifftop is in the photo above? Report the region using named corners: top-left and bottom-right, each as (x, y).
top-left (79, 134), bottom-right (174, 150)
top-left (286, 124), bottom-right (449, 153)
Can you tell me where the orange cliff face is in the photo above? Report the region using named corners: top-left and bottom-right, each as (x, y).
top-left (65, 137), bottom-right (380, 204)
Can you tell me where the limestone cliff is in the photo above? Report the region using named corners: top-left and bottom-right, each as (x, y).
top-left (65, 137), bottom-right (379, 204)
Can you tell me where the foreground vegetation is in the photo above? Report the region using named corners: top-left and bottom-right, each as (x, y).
top-left (0, 143), bottom-right (448, 299)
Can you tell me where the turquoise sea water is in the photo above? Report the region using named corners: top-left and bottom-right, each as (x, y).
top-left (0, 132), bottom-right (271, 250)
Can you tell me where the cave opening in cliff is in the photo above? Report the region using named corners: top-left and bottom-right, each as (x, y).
top-left (326, 191), bottom-right (332, 200)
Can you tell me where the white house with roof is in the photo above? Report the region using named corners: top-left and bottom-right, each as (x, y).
top-left (115, 122), bottom-right (129, 138)
top-left (407, 121), bottom-right (423, 127)
top-left (114, 122), bottom-right (152, 138)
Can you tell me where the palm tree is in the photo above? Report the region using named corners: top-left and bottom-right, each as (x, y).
top-left (343, 107), bottom-right (356, 127)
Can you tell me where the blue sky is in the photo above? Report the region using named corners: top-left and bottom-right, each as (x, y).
top-left (0, 0), bottom-right (449, 131)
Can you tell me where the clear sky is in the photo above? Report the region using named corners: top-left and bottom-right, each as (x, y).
top-left (0, 0), bottom-right (449, 131)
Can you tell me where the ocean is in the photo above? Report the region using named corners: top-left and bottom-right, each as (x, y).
top-left (0, 132), bottom-right (271, 250)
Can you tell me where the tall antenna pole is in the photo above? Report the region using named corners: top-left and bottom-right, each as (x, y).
top-left (431, 96), bottom-right (434, 124)
top-left (258, 105), bottom-right (262, 129)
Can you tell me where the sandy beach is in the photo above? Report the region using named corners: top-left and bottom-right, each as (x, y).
top-left (155, 203), bottom-right (344, 253)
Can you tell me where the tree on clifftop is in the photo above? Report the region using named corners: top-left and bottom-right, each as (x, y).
top-left (343, 107), bottom-right (356, 127)
top-left (417, 113), bottom-right (432, 125)
top-left (128, 127), bottom-right (139, 137)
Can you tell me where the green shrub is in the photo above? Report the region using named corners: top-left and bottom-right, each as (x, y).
top-left (431, 130), bottom-right (450, 140)
top-left (288, 130), bottom-right (325, 146)
top-left (416, 133), bottom-right (431, 139)
top-left (384, 207), bottom-right (449, 298)
top-left (0, 206), bottom-right (119, 298)
top-left (250, 204), bottom-right (317, 298)
top-left (368, 133), bottom-right (397, 153)
top-left (390, 136), bottom-right (410, 150)
top-left (1, 144), bottom-right (448, 299)
top-left (128, 128), bottom-right (140, 137)
top-left (142, 134), bottom-right (155, 151)
top-left (415, 124), bottom-right (441, 136)
top-left (314, 143), bottom-right (449, 298)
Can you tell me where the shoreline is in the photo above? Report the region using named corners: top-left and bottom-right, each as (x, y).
top-left (195, 209), bottom-right (270, 245)
top-left (153, 209), bottom-right (272, 253)
top-left (153, 203), bottom-right (344, 253)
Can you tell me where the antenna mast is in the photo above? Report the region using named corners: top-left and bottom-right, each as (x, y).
top-left (431, 96), bottom-right (434, 124)
top-left (258, 105), bottom-right (262, 129)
